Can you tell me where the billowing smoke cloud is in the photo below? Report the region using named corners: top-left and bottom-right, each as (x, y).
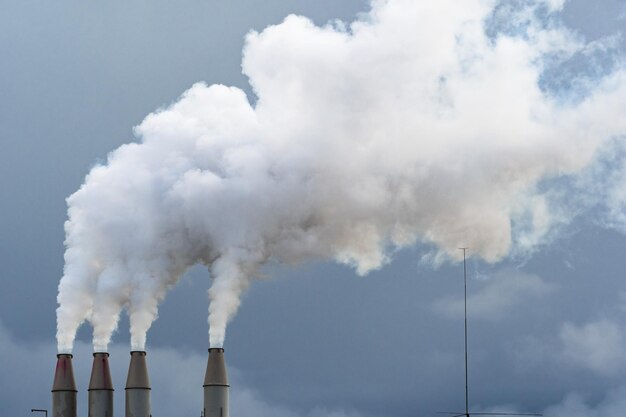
top-left (56, 0), bottom-right (626, 352)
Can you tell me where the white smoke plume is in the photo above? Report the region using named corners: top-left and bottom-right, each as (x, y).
top-left (56, 0), bottom-right (626, 352)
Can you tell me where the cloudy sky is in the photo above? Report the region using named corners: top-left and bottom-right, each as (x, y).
top-left (2, 1), bottom-right (626, 417)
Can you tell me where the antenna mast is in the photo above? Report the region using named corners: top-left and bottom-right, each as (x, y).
top-left (435, 248), bottom-right (542, 417)
top-left (461, 248), bottom-right (469, 417)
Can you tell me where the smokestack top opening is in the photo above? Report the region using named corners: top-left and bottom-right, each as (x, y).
top-left (88, 351), bottom-right (114, 391)
top-left (204, 347), bottom-right (229, 387)
top-left (56, 353), bottom-right (73, 359)
top-left (52, 353), bottom-right (78, 393)
top-left (126, 350), bottom-right (151, 390)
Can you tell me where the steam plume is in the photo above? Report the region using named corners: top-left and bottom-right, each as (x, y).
top-left (56, 0), bottom-right (626, 352)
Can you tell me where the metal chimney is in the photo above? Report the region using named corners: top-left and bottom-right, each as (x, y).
top-left (88, 352), bottom-right (114, 417)
top-left (203, 348), bottom-right (229, 417)
top-left (52, 353), bottom-right (77, 417)
top-left (125, 351), bottom-right (151, 417)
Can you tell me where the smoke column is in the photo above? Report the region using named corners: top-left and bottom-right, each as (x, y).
top-left (56, 0), bottom-right (626, 352)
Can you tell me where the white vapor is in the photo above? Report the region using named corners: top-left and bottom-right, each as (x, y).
top-left (56, 0), bottom-right (626, 352)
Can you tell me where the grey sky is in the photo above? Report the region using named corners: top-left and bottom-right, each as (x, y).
top-left (1, 1), bottom-right (626, 417)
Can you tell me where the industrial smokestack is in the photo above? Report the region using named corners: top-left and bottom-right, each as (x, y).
top-left (52, 353), bottom-right (77, 417)
top-left (203, 348), bottom-right (229, 417)
top-left (88, 352), bottom-right (114, 417)
top-left (125, 351), bottom-right (151, 417)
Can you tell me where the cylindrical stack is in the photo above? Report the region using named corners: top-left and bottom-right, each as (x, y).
top-left (52, 353), bottom-right (78, 417)
top-left (203, 348), bottom-right (229, 417)
top-left (125, 351), bottom-right (151, 417)
top-left (88, 352), bottom-right (114, 417)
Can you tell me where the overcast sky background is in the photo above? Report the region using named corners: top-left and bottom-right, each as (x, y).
top-left (2, 1), bottom-right (626, 417)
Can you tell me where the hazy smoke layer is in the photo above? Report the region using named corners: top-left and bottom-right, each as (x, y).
top-left (56, 0), bottom-right (626, 352)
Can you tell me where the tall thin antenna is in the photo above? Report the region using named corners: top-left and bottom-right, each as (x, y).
top-left (461, 248), bottom-right (469, 417)
top-left (436, 248), bottom-right (542, 417)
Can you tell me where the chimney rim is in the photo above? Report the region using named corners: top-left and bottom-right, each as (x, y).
top-left (93, 352), bottom-right (110, 357)
top-left (208, 347), bottom-right (225, 352)
top-left (56, 353), bottom-right (73, 359)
